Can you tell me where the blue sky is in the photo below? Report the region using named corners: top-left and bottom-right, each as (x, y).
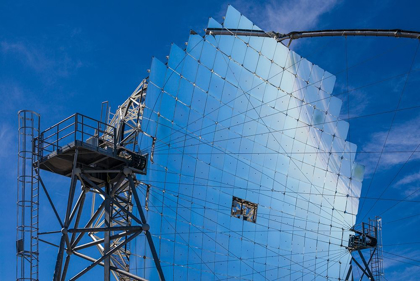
top-left (1, 0), bottom-right (420, 280)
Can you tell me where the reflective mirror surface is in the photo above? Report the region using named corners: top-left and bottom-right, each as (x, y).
top-left (135, 6), bottom-right (363, 280)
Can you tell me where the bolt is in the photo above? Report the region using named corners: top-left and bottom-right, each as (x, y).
top-left (123, 167), bottom-right (132, 176)
top-left (74, 168), bottom-right (81, 176)
top-left (142, 223), bottom-right (150, 232)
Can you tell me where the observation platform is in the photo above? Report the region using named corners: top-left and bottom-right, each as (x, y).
top-left (348, 219), bottom-right (379, 251)
top-left (36, 113), bottom-right (147, 179)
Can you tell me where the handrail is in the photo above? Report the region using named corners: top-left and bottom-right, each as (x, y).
top-left (37, 113), bottom-right (117, 157)
top-left (42, 113), bottom-right (112, 134)
top-left (43, 122), bottom-right (75, 141)
top-left (42, 113), bottom-right (77, 134)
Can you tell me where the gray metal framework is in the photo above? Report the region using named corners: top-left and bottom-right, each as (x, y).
top-left (19, 80), bottom-right (166, 280)
top-left (345, 217), bottom-right (383, 281)
top-left (107, 79), bottom-right (155, 158)
top-left (47, 161), bottom-right (161, 281)
top-left (206, 28), bottom-right (420, 46)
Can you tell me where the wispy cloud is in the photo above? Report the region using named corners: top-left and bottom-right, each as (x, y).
top-left (1, 41), bottom-right (51, 72)
top-left (393, 171), bottom-right (420, 198)
top-left (0, 40), bottom-right (83, 82)
top-left (0, 82), bottom-right (24, 112)
top-left (0, 121), bottom-right (19, 177)
top-left (352, 248), bottom-right (420, 280)
top-left (386, 266), bottom-right (420, 281)
top-left (344, 90), bottom-right (370, 118)
top-left (358, 115), bottom-right (420, 174)
top-left (383, 248), bottom-right (420, 281)
top-left (395, 171), bottom-right (420, 187)
top-left (0, 123), bottom-right (15, 158)
top-left (263, 0), bottom-right (338, 32)
top-left (224, 0), bottom-right (339, 33)
top-left (335, 81), bottom-right (371, 119)
top-left (0, 81), bottom-right (50, 115)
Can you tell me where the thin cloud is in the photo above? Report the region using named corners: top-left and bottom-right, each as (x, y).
top-left (395, 171), bottom-right (420, 186)
top-left (393, 171), bottom-right (420, 199)
top-left (358, 115), bottom-right (420, 174)
top-left (0, 81), bottom-right (51, 116)
top-left (1, 41), bottom-right (53, 73)
top-left (0, 123), bottom-right (15, 158)
top-left (338, 89), bottom-right (371, 119)
top-left (263, 0), bottom-right (338, 33)
top-left (0, 40), bottom-right (83, 81)
top-left (225, 0), bottom-right (339, 33)
top-left (383, 248), bottom-right (420, 281)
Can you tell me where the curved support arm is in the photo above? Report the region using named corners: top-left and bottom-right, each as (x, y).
top-left (205, 28), bottom-right (420, 46)
top-left (277, 29), bottom-right (420, 42)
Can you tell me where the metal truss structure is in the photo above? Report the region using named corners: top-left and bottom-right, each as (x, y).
top-left (17, 80), bottom-right (165, 280)
top-left (47, 161), bottom-right (161, 281)
top-left (107, 79), bottom-right (153, 155)
top-left (345, 217), bottom-right (384, 281)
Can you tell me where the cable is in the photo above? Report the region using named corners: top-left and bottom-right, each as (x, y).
top-left (143, 36), bottom-right (418, 154)
top-left (383, 250), bottom-right (420, 264)
top-left (383, 212), bottom-right (420, 225)
top-left (383, 241), bottom-right (420, 246)
top-left (142, 186), bottom-right (348, 280)
top-left (359, 40), bottom-right (420, 221)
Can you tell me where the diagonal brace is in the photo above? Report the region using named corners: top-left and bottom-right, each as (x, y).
top-left (69, 231), bottom-right (141, 280)
top-left (128, 174), bottom-right (166, 281)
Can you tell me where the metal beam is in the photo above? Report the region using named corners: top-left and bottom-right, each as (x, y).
top-left (345, 264), bottom-right (353, 281)
top-left (71, 201), bottom-right (105, 248)
top-left (68, 190), bottom-right (86, 223)
top-left (73, 230), bottom-right (136, 251)
top-left (68, 173), bottom-right (144, 280)
top-left (206, 28), bottom-right (267, 37)
top-left (351, 257), bottom-right (371, 280)
top-left (70, 191), bottom-right (87, 245)
top-left (104, 182), bottom-right (111, 281)
top-left (37, 237), bottom-right (59, 248)
top-left (80, 174), bottom-right (143, 225)
top-left (358, 250), bottom-right (375, 280)
top-left (128, 175), bottom-right (166, 281)
top-left (276, 29), bottom-right (420, 42)
top-left (38, 173), bottom-right (63, 228)
top-left (82, 169), bottom-right (124, 174)
top-left (61, 255), bottom-right (71, 281)
top-left (53, 235), bottom-right (66, 281)
top-left (359, 248), bottom-right (377, 280)
top-left (69, 231), bottom-right (141, 280)
top-left (72, 251), bottom-right (148, 281)
top-left (64, 150), bottom-right (79, 228)
top-left (68, 226), bottom-right (144, 233)
top-left (53, 149), bottom-right (78, 281)
top-left (205, 28), bottom-right (420, 44)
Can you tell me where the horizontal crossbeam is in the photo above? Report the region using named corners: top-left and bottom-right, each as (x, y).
top-left (72, 250), bottom-right (148, 281)
top-left (205, 28), bottom-right (420, 44)
top-left (68, 226), bottom-right (144, 233)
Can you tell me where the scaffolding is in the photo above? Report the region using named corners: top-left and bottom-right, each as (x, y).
top-left (16, 81), bottom-right (164, 280)
top-left (346, 217), bottom-right (384, 281)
